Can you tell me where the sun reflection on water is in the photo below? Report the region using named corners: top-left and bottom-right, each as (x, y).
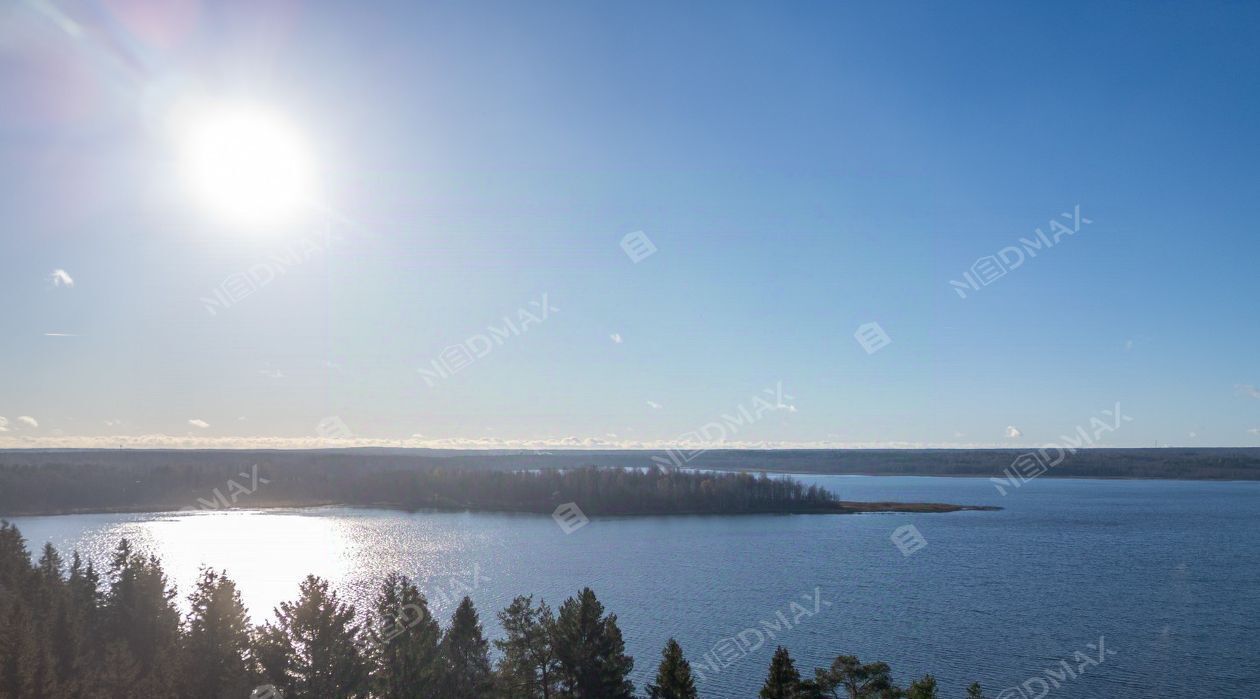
top-left (128, 509), bottom-right (351, 621)
top-left (12, 507), bottom-right (504, 623)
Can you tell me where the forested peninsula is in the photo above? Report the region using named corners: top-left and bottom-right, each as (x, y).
top-left (0, 460), bottom-right (997, 517)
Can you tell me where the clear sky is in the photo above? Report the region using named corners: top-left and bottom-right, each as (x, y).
top-left (2, 0), bottom-right (1257, 449)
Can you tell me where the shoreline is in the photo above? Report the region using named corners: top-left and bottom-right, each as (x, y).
top-left (696, 467), bottom-right (1260, 483)
top-left (0, 499), bottom-right (1001, 519)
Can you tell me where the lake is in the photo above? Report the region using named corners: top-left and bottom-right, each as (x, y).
top-left (8, 475), bottom-right (1259, 698)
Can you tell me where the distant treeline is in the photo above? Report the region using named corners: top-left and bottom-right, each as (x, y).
top-left (2, 446), bottom-right (1257, 482)
top-left (1, 446), bottom-right (1247, 515)
top-left (0, 461), bottom-right (850, 517)
top-left (0, 522), bottom-right (985, 698)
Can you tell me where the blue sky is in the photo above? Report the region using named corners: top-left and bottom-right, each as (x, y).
top-left (1, 0), bottom-right (1257, 448)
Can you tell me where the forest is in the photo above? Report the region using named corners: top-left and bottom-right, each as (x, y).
top-left (1, 445), bottom-right (1256, 495)
top-left (0, 462), bottom-right (987, 517)
top-left (0, 521), bottom-right (986, 698)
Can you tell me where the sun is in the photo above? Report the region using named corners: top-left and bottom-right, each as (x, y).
top-left (178, 103), bottom-right (316, 226)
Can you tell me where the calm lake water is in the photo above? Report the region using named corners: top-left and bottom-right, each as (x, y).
top-left (8, 476), bottom-right (1260, 698)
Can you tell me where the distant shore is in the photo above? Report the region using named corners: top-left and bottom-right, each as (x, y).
top-left (2, 447), bottom-right (1256, 481)
top-left (5, 446), bottom-right (1256, 518)
top-left (1, 498), bottom-right (1000, 519)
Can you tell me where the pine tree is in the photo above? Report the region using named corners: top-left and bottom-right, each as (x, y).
top-left (6, 601), bottom-right (58, 699)
top-left (66, 552), bottom-right (101, 622)
top-left (814, 655), bottom-right (894, 698)
top-left (35, 544), bottom-right (62, 585)
top-left (180, 568), bottom-right (254, 699)
top-left (21, 543), bottom-right (65, 698)
top-left (552, 588), bottom-right (635, 698)
top-left (967, 682), bottom-right (985, 699)
top-left (439, 596), bottom-right (492, 697)
top-left (368, 573), bottom-right (441, 698)
top-left (646, 638), bottom-right (697, 699)
top-left (92, 640), bottom-right (142, 698)
top-left (0, 523), bottom-right (33, 589)
top-left (494, 595), bottom-right (560, 698)
top-left (104, 539), bottom-right (181, 695)
top-left (905, 675), bottom-right (938, 699)
top-left (760, 646), bottom-right (802, 699)
top-left (0, 524), bottom-right (34, 698)
top-left (255, 575), bottom-right (369, 698)
top-left (63, 553), bottom-right (102, 696)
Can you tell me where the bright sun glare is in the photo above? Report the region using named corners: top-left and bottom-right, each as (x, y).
top-left (179, 103), bottom-right (315, 226)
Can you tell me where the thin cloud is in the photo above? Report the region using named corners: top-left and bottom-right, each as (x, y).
top-left (646, 400), bottom-right (662, 410)
top-left (17, 416), bottom-right (38, 428)
top-left (0, 417), bottom-right (8, 433)
top-left (43, 332), bottom-right (78, 337)
top-left (610, 333), bottom-right (623, 344)
top-left (50, 269), bottom-right (74, 287)
top-left (188, 419), bottom-right (210, 429)
top-left (0, 433), bottom-right (1050, 450)
top-left (1236, 384), bottom-right (1260, 399)
top-left (1005, 425), bottom-right (1022, 439)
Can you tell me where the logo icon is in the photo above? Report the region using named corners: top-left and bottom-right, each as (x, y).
top-left (620, 231), bottom-right (658, 263)
top-left (315, 416), bottom-right (353, 440)
top-left (890, 524), bottom-right (927, 557)
top-left (854, 322), bottom-right (892, 354)
top-left (552, 502), bottom-right (590, 534)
